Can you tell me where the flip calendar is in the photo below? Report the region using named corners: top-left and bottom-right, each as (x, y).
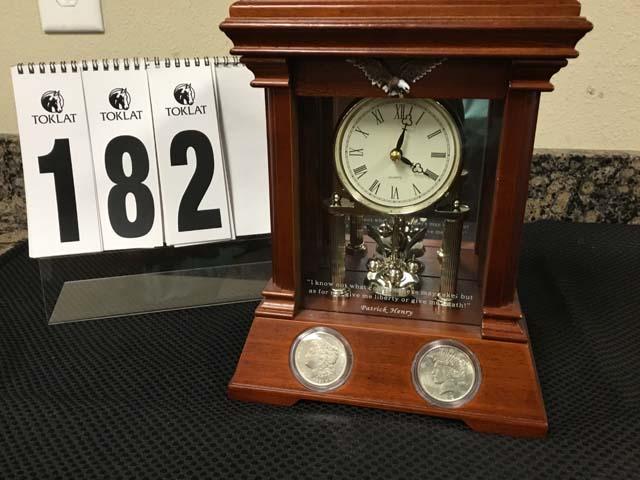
top-left (11, 57), bottom-right (270, 258)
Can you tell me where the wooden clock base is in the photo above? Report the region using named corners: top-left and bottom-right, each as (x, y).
top-left (228, 308), bottom-right (548, 438)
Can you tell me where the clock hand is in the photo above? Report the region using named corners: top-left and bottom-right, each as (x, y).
top-left (395, 125), bottom-right (407, 151)
top-left (389, 126), bottom-right (408, 162)
top-left (402, 156), bottom-right (440, 181)
top-left (400, 156), bottom-right (413, 168)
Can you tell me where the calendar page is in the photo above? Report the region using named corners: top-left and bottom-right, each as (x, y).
top-left (215, 64), bottom-right (270, 237)
top-left (11, 64), bottom-right (102, 258)
top-left (148, 60), bottom-right (234, 246)
top-left (83, 59), bottom-right (164, 250)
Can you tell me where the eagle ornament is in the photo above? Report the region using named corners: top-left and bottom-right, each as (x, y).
top-left (346, 58), bottom-right (446, 97)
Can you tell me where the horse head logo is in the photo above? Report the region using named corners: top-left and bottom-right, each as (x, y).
top-left (108, 88), bottom-right (131, 111)
top-left (173, 83), bottom-right (195, 106)
top-left (41, 91), bottom-right (64, 113)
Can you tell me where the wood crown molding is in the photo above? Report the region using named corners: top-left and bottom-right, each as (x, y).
top-left (229, 1), bottom-right (585, 19)
top-left (510, 59), bottom-right (569, 92)
top-left (241, 57), bottom-right (291, 88)
top-left (221, 2), bottom-right (592, 60)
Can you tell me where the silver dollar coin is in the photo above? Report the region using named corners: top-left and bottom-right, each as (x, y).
top-left (290, 327), bottom-right (352, 392)
top-left (413, 340), bottom-right (480, 408)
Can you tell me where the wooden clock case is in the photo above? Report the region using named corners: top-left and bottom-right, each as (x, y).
top-left (220, 0), bottom-right (592, 437)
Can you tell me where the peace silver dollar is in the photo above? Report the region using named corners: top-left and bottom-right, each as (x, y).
top-left (412, 340), bottom-right (481, 408)
top-left (290, 327), bottom-right (353, 392)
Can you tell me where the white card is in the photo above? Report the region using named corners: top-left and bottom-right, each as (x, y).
top-left (82, 59), bottom-right (164, 250)
top-left (215, 65), bottom-right (271, 237)
top-left (148, 61), bottom-right (233, 245)
top-left (11, 65), bottom-right (102, 258)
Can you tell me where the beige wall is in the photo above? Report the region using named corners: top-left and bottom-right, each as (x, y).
top-left (536, 1), bottom-right (639, 151)
top-left (0, 0), bottom-right (637, 150)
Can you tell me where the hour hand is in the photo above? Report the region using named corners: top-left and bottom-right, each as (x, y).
top-left (403, 157), bottom-right (439, 181)
top-left (400, 156), bottom-right (414, 167)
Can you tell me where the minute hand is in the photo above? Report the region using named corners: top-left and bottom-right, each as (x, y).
top-left (401, 157), bottom-right (439, 181)
top-left (395, 126), bottom-right (407, 151)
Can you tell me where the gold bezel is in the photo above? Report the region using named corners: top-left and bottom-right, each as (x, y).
top-left (333, 98), bottom-right (462, 215)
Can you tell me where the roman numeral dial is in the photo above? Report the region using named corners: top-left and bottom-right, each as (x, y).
top-left (353, 165), bottom-right (368, 179)
top-left (335, 98), bottom-right (462, 215)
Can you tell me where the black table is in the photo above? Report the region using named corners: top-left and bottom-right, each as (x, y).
top-left (1, 222), bottom-right (638, 479)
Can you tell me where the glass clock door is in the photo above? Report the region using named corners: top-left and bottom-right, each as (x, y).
top-left (299, 96), bottom-right (502, 326)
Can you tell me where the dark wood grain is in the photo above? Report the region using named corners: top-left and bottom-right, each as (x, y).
top-left (294, 59), bottom-right (510, 99)
top-left (221, 0), bottom-right (591, 437)
top-left (255, 61), bottom-right (301, 318)
top-left (222, 1), bottom-right (592, 59)
top-left (228, 312), bottom-right (548, 437)
top-left (482, 88), bottom-right (541, 308)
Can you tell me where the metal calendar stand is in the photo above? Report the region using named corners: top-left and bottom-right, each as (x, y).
top-left (39, 237), bottom-right (272, 324)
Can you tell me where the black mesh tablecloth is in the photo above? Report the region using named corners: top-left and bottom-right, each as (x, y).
top-left (1, 222), bottom-right (639, 479)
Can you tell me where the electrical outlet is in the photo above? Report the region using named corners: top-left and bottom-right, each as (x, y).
top-left (38, 0), bottom-right (104, 33)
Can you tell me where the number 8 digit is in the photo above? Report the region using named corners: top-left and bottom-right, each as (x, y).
top-left (105, 135), bottom-right (155, 238)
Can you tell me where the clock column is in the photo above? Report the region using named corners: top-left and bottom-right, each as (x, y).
top-left (482, 60), bottom-right (568, 341)
top-left (243, 57), bottom-right (301, 320)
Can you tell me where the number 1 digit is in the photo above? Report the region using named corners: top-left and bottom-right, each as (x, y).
top-left (38, 138), bottom-right (80, 243)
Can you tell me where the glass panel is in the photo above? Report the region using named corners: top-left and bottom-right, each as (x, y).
top-left (299, 97), bottom-right (500, 326)
top-left (40, 237), bottom-right (271, 324)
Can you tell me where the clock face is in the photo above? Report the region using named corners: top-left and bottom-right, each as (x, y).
top-left (334, 98), bottom-right (462, 215)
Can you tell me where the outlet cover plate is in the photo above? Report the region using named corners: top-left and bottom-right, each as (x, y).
top-left (38, 0), bottom-right (104, 33)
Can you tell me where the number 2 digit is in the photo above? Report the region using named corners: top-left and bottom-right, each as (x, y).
top-left (170, 130), bottom-right (222, 232)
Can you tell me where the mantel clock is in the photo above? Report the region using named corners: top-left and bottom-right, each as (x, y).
top-left (221, 0), bottom-right (592, 437)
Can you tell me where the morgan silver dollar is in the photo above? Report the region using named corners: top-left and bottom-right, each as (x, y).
top-left (290, 327), bottom-right (353, 392)
top-left (412, 340), bottom-right (481, 408)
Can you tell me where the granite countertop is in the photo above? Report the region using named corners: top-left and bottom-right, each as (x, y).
top-left (0, 135), bottom-right (27, 256)
top-left (527, 150), bottom-right (640, 225)
top-left (0, 134), bottom-right (638, 257)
